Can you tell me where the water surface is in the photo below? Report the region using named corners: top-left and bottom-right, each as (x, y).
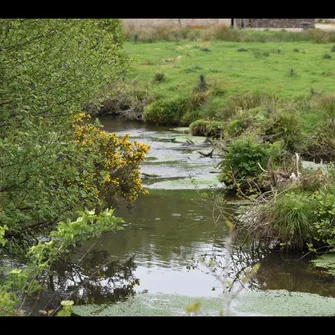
top-left (65, 117), bottom-right (335, 315)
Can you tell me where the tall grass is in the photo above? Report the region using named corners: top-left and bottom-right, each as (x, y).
top-left (124, 23), bottom-right (335, 44)
top-left (204, 25), bottom-right (335, 43)
top-left (123, 24), bottom-right (202, 42)
top-left (257, 192), bottom-right (316, 249)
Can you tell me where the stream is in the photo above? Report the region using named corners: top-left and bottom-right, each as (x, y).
top-left (68, 117), bottom-right (335, 316)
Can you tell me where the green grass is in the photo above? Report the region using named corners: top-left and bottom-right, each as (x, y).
top-left (125, 40), bottom-right (335, 111)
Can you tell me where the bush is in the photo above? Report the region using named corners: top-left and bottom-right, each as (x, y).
top-left (217, 93), bottom-right (273, 122)
top-left (263, 110), bottom-right (303, 153)
top-left (189, 119), bottom-right (224, 137)
top-left (323, 53), bottom-right (332, 59)
top-left (302, 94), bottom-right (335, 160)
top-left (250, 184), bottom-right (335, 250)
top-left (153, 72), bottom-right (166, 83)
top-left (217, 133), bottom-right (281, 188)
top-left (225, 107), bottom-right (269, 137)
top-left (259, 192), bottom-right (316, 249)
top-left (143, 97), bottom-right (188, 125)
top-left (96, 84), bottom-right (154, 121)
top-left (187, 91), bottom-right (210, 110)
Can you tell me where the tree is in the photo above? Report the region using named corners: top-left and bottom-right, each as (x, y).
top-left (0, 19), bottom-right (149, 315)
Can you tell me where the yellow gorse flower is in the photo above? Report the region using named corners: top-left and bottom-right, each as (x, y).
top-left (72, 119), bottom-right (150, 205)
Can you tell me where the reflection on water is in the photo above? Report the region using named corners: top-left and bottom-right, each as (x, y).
top-left (254, 252), bottom-right (335, 298)
top-left (52, 250), bottom-right (138, 305)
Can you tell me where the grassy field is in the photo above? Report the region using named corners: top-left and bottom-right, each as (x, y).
top-left (125, 40), bottom-right (335, 103)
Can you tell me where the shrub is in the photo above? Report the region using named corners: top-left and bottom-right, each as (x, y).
top-left (211, 84), bottom-right (226, 96)
top-left (250, 184), bottom-right (335, 250)
top-left (293, 48), bottom-right (300, 52)
top-left (260, 192), bottom-right (316, 249)
top-left (143, 97), bottom-right (188, 125)
top-left (225, 107), bottom-right (268, 137)
top-left (323, 53), bottom-right (332, 59)
top-left (217, 133), bottom-right (281, 188)
top-left (153, 72), bottom-right (166, 83)
top-left (237, 47), bottom-right (248, 52)
top-left (190, 119), bottom-right (224, 136)
top-left (96, 84), bottom-right (154, 120)
top-left (218, 93), bottom-right (273, 121)
top-left (302, 94), bottom-right (335, 160)
top-left (187, 91), bottom-right (210, 110)
top-left (263, 110), bottom-right (303, 153)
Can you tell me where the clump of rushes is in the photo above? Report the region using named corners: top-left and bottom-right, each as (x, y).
top-left (237, 47), bottom-right (248, 52)
top-left (323, 53), bottom-right (332, 59)
top-left (153, 72), bottom-right (166, 83)
top-left (331, 45), bottom-right (335, 52)
top-left (289, 67), bottom-right (296, 77)
top-left (293, 48), bottom-right (300, 52)
top-left (194, 74), bottom-right (209, 92)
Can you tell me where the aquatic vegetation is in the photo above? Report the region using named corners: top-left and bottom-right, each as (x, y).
top-left (72, 290), bottom-right (335, 316)
top-left (311, 254), bottom-right (335, 275)
top-left (189, 119), bottom-right (224, 137)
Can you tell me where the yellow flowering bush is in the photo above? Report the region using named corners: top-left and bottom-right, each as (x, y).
top-left (73, 114), bottom-right (150, 207)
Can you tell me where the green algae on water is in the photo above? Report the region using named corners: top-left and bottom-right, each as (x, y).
top-left (73, 290), bottom-right (335, 316)
top-left (144, 176), bottom-right (222, 190)
top-left (73, 293), bottom-right (224, 316)
top-left (233, 289), bottom-right (335, 316)
top-left (311, 254), bottom-right (335, 276)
